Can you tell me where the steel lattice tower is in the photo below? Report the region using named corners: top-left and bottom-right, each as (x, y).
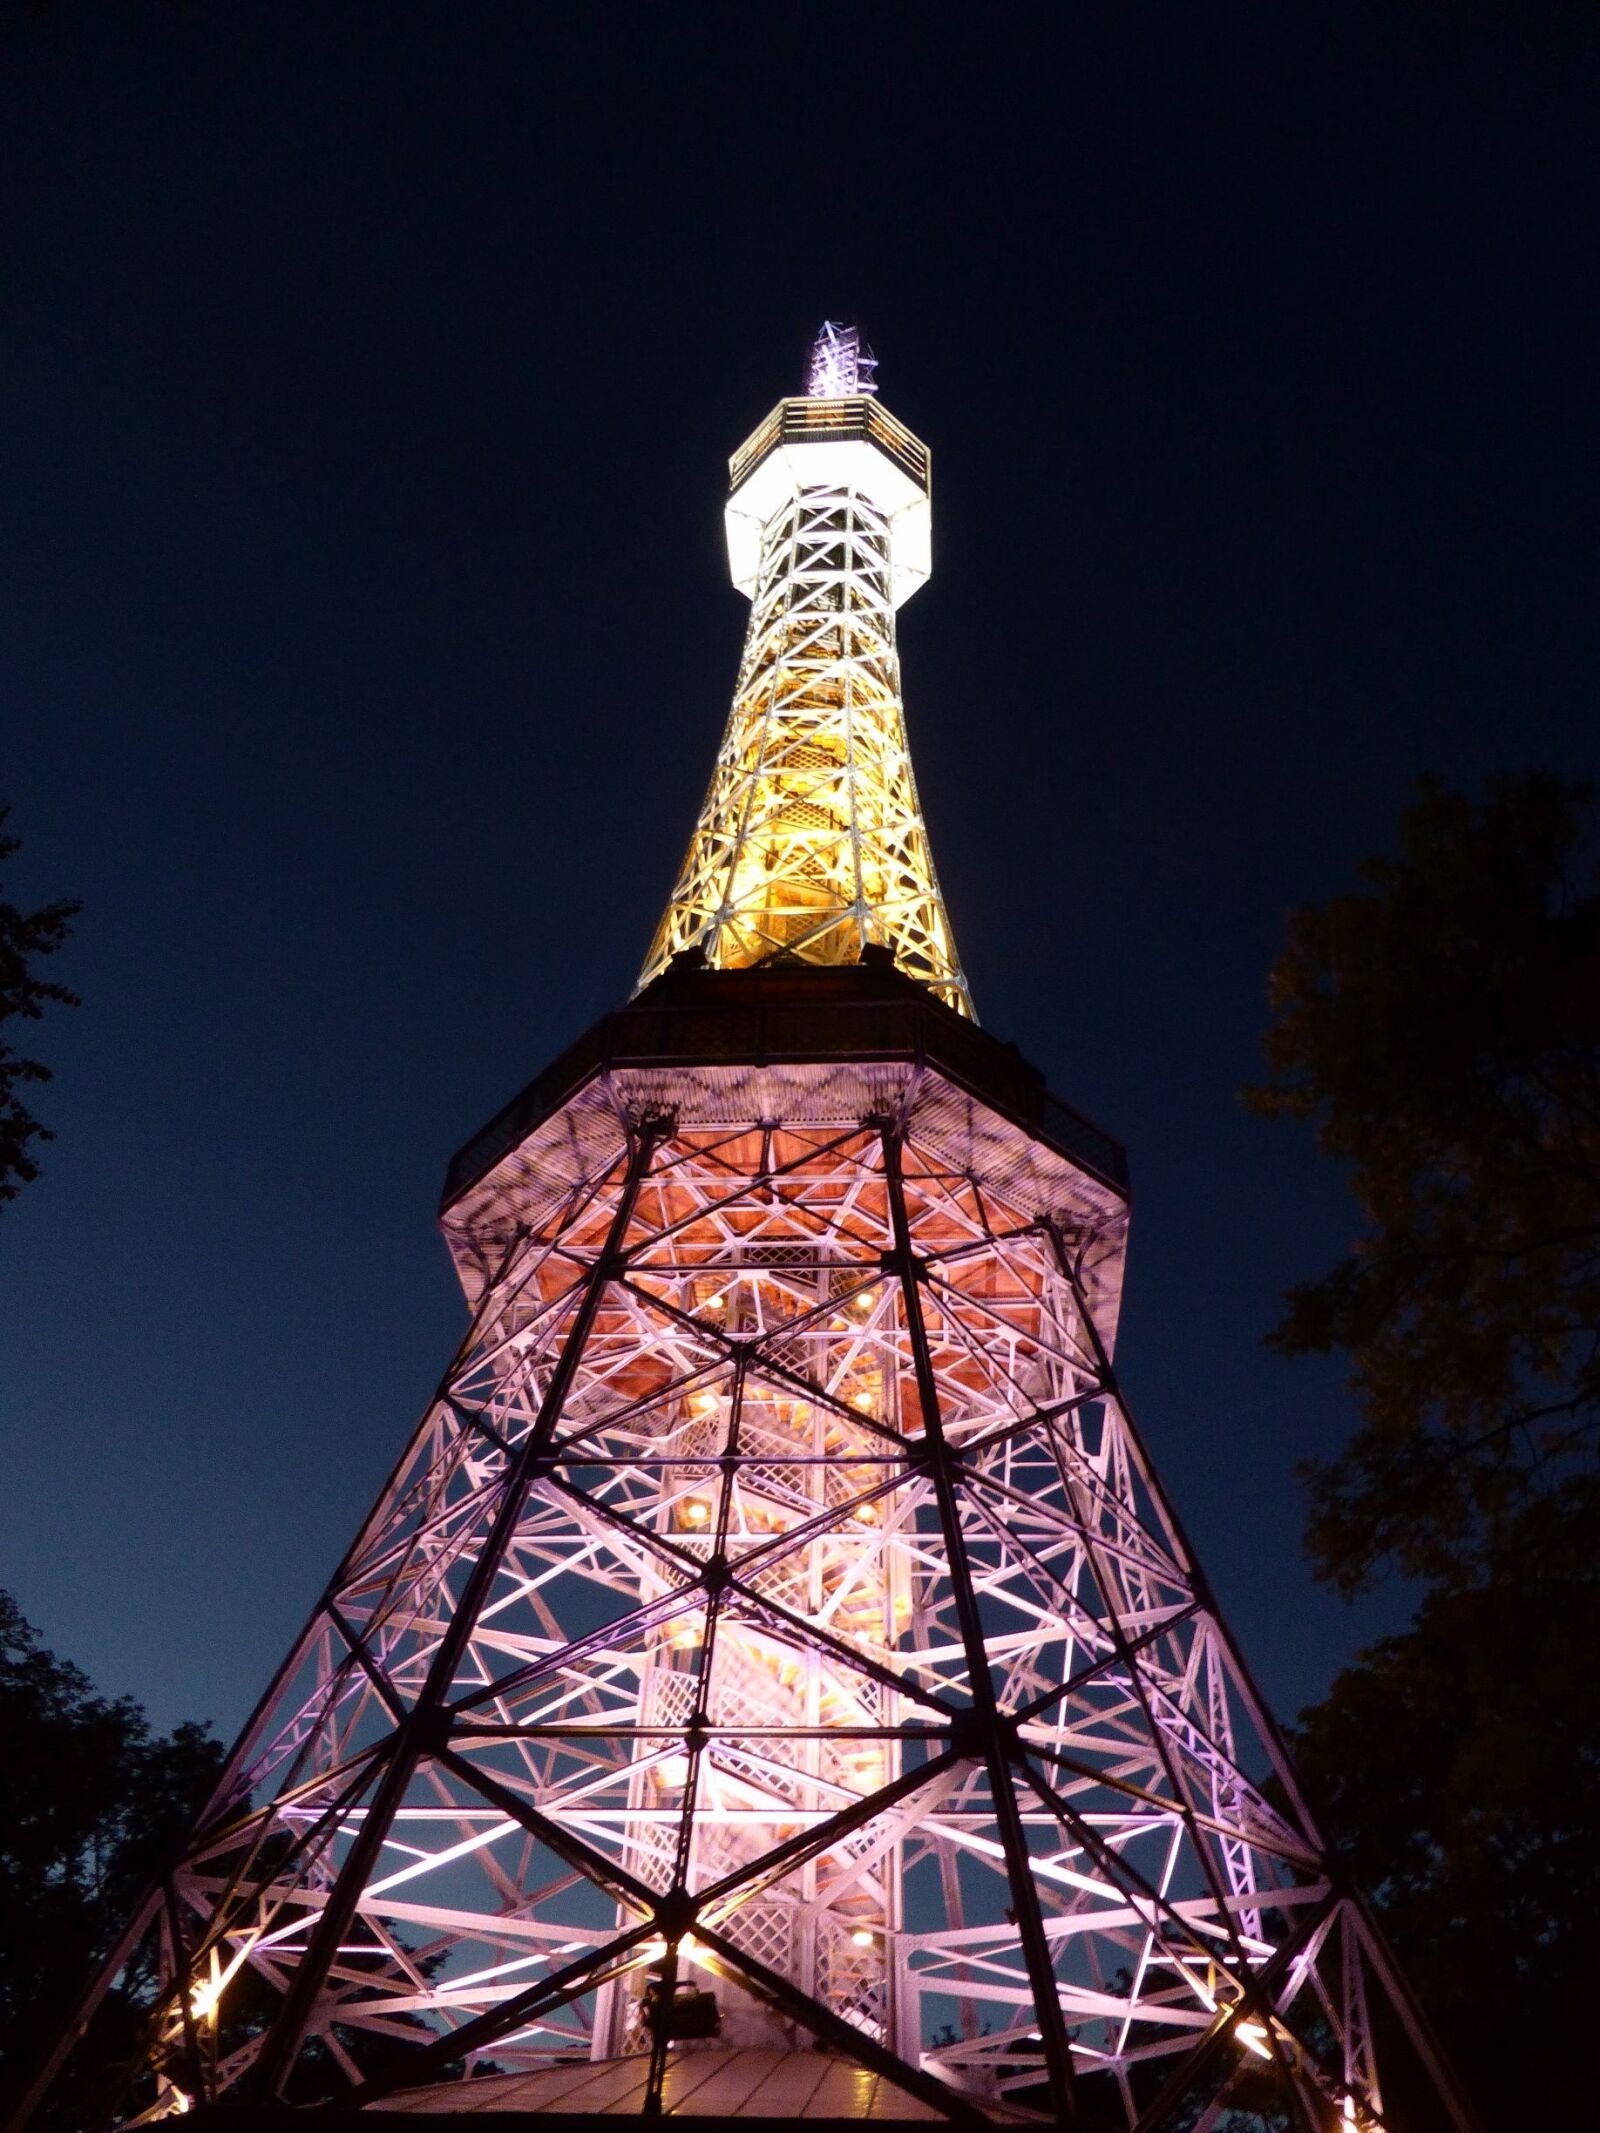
top-left (17, 328), bottom-right (1477, 2133)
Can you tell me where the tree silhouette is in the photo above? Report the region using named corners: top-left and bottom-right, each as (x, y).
top-left (0, 807), bottom-right (79, 1206)
top-left (1252, 772), bottom-right (1600, 2131)
top-left (0, 1592), bottom-right (223, 2133)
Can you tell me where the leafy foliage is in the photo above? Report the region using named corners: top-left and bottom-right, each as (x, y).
top-left (0, 810), bottom-right (80, 1207)
top-left (1252, 773), bottom-right (1600, 2132)
top-left (1248, 772), bottom-right (1600, 1593)
top-left (1291, 1565), bottom-right (1600, 2133)
top-left (0, 1592), bottom-right (223, 2130)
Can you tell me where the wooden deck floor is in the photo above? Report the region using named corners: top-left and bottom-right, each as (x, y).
top-left (373, 2048), bottom-right (1002, 2121)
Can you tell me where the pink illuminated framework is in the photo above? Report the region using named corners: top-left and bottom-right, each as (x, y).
top-left (12, 990), bottom-right (1479, 2130)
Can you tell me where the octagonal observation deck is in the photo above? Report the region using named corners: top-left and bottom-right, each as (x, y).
top-left (724, 396), bottom-right (932, 609)
top-left (440, 954), bottom-right (1131, 1349)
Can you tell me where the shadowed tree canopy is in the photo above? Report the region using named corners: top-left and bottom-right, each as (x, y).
top-left (0, 809), bottom-right (79, 1206)
top-left (0, 1592), bottom-right (223, 2133)
top-left (1251, 772), bottom-right (1600, 2133)
top-left (1248, 772), bottom-right (1600, 1593)
top-left (1292, 1572), bottom-right (1600, 2133)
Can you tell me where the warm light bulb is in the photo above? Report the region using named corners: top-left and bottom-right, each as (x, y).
top-left (849, 1927), bottom-right (875, 1948)
top-left (852, 1392), bottom-right (873, 1412)
top-left (1235, 2020), bottom-right (1271, 2061)
top-left (656, 1754), bottom-right (690, 1787)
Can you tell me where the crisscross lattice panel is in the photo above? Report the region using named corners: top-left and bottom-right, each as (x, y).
top-left (639, 486), bottom-right (972, 1017)
top-left (79, 1061), bottom-right (1437, 2132)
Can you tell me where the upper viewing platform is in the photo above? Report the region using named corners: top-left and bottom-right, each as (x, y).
top-left (724, 325), bottom-right (933, 607)
top-left (729, 394), bottom-right (930, 498)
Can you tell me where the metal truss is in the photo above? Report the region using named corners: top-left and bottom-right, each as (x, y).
top-left (20, 1056), bottom-right (1474, 2132)
top-left (638, 477), bottom-right (973, 1019)
top-left (14, 335), bottom-right (1473, 2133)
top-left (807, 322), bottom-right (877, 399)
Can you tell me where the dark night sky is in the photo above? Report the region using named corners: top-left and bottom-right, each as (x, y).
top-left (2, 4), bottom-right (1596, 1748)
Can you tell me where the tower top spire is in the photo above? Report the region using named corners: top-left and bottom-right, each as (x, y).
top-left (806, 319), bottom-right (877, 398)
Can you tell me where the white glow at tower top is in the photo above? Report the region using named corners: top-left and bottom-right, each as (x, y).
top-left (807, 320), bottom-right (877, 398)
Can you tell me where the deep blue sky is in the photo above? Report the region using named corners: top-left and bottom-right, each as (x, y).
top-left (2, 4), bottom-right (1596, 1747)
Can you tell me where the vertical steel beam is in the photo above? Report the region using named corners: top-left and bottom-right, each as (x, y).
top-left (878, 1121), bottom-right (1077, 2128)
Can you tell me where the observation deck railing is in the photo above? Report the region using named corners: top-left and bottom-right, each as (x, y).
top-left (729, 396), bottom-right (930, 496)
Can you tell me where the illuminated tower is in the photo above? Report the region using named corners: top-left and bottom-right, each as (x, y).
top-left (16, 328), bottom-right (1476, 2133)
top-left (641, 322), bottom-right (970, 1016)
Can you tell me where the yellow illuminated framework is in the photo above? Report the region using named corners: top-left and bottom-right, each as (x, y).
top-left (640, 393), bottom-right (973, 1018)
